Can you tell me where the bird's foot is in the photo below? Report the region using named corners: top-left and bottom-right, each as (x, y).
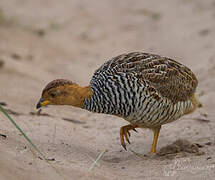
top-left (120, 124), bottom-right (138, 150)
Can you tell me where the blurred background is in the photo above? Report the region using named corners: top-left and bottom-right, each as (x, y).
top-left (0, 0), bottom-right (215, 180)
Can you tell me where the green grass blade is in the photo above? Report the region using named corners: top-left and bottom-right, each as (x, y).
top-left (0, 104), bottom-right (47, 160)
top-left (0, 104), bottom-right (66, 179)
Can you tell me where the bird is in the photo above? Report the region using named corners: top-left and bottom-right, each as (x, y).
top-left (36, 52), bottom-right (199, 153)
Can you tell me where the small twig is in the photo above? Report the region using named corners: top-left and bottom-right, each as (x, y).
top-left (88, 149), bottom-right (108, 171)
top-left (191, 118), bottom-right (210, 123)
top-left (0, 133), bottom-right (7, 139)
top-left (38, 156), bottom-right (55, 161)
top-left (62, 117), bottom-right (86, 124)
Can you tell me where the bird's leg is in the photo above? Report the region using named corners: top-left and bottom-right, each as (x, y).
top-left (151, 125), bottom-right (161, 153)
top-left (120, 124), bottom-right (138, 150)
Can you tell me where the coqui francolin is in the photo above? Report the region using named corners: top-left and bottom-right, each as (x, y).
top-left (36, 52), bottom-right (199, 153)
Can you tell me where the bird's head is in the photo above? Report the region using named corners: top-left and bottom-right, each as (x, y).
top-left (36, 79), bottom-right (92, 109)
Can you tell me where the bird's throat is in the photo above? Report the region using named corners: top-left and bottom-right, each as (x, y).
top-left (66, 84), bottom-right (93, 108)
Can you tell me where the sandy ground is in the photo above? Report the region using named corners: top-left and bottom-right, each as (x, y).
top-left (0, 0), bottom-right (215, 179)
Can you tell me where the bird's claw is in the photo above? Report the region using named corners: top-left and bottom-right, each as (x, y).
top-left (120, 125), bottom-right (138, 150)
top-left (122, 143), bottom-right (127, 151)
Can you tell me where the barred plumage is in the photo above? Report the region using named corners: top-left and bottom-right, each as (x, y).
top-left (84, 52), bottom-right (197, 128)
top-left (37, 52), bottom-right (199, 153)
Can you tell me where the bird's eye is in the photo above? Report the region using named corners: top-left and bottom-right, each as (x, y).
top-left (50, 92), bottom-right (57, 98)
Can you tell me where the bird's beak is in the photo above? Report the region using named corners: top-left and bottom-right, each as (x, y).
top-left (36, 98), bottom-right (50, 109)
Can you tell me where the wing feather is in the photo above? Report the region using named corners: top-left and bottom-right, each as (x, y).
top-left (92, 52), bottom-right (198, 103)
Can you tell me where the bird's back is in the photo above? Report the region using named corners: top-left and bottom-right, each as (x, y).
top-left (84, 52), bottom-right (198, 127)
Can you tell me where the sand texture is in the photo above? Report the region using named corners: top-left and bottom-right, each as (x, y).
top-left (0, 0), bottom-right (215, 179)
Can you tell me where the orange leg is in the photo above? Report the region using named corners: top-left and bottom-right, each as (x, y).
top-left (120, 124), bottom-right (138, 150)
top-left (151, 125), bottom-right (161, 153)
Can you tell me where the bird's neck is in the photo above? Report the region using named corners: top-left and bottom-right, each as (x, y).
top-left (66, 84), bottom-right (93, 108)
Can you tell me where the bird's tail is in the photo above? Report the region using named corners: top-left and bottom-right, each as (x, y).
top-left (184, 93), bottom-right (201, 115)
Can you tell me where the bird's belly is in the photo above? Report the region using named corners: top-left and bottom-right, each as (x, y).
top-left (125, 98), bottom-right (192, 127)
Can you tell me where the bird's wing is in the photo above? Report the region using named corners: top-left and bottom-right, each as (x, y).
top-left (92, 52), bottom-right (198, 103)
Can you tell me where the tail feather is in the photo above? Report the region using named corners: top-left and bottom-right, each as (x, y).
top-left (184, 93), bottom-right (200, 115)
